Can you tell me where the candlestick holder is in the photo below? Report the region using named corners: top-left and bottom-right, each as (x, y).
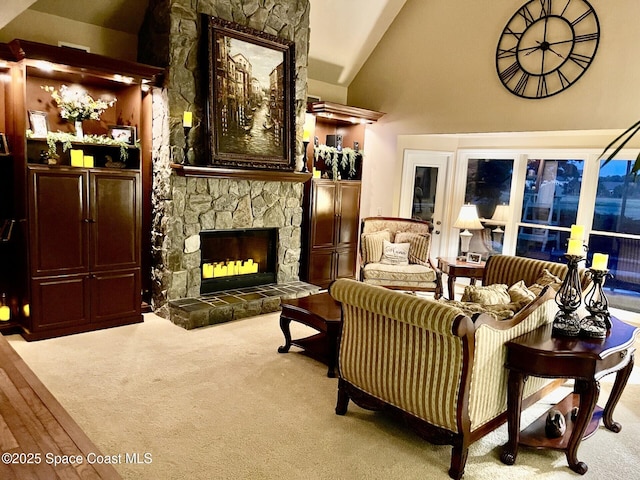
top-left (579, 269), bottom-right (613, 339)
top-left (301, 140), bottom-right (309, 173)
top-left (552, 254), bottom-right (585, 337)
top-left (183, 125), bottom-right (192, 165)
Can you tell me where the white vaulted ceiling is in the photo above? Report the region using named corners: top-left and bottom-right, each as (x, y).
top-left (0, 0), bottom-right (407, 88)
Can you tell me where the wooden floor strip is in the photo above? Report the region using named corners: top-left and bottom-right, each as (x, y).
top-left (0, 336), bottom-right (121, 480)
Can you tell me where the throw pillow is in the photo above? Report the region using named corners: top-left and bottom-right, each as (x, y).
top-left (461, 284), bottom-right (510, 305)
top-left (394, 231), bottom-right (431, 265)
top-left (529, 269), bottom-right (563, 296)
top-left (436, 298), bottom-right (521, 321)
top-left (508, 280), bottom-right (537, 303)
top-left (379, 240), bottom-right (410, 265)
top-left (361, 230), bottom-right (391, 264)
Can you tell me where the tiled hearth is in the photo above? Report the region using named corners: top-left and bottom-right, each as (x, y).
top-left (168, 281), bottom-right (321, 329)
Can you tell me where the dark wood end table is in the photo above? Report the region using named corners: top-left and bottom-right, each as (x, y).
top-left (437, 257), bottom-right (486, 300)
top-left (501, 316), bottom-right (639, 474)
top-left (278, 292), bottom-right (342, 377)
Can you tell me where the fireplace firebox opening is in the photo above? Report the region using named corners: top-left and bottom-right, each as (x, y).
top-left (200, 228), bottom-right (278, 294)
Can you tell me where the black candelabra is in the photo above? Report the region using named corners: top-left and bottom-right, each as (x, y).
top-left (183, 125), bottom-right (192, 165)
top-left (553, 254), bottom-right (585, 337)
top-left (580, 268), bottom-right (613, 339)
top-left (301, 139), bottom-right (309, 173)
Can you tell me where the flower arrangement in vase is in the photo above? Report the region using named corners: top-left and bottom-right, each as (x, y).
top-left (42, 85), bottom-right (116, 140)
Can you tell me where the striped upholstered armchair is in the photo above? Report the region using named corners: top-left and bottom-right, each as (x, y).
top-left (330, 255), bottom-right (589, 479)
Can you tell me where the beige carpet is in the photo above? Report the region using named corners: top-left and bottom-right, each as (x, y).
top-left (6, 312), bottom-right (640, 480)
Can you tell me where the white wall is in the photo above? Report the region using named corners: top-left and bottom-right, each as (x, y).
top-left (0, 10), bottom-right (138, 61)
top-left (347, 0), bottom-right (640, 219)
top-left (307, 78), bottom-right (347, 103)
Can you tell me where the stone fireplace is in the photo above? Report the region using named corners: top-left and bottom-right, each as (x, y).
top-left (138, 0), bottom-right (313, 325)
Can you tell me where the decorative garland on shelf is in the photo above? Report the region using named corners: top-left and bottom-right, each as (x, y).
top-left (313, 145), bottom-right (361, 179)
top-left (26, 130), bottom-right (136, 162)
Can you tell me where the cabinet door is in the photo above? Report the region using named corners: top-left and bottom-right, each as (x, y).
top-left (307, 248), bottom-right (336, 289)
top-left (91, 269), bottom-right (141, 323)
top-left (310, 180), bottom-right (338, 248)
top-left (335, 247), bottom-right (358, 280)
top-left (90, 171), bottom-right (140, 271)
top-left (30, 275), bottom-right (90, 330)
top-left (336, 182), bottom-right (361, 246)
top-left (28, 167), bottom-right (89, 276)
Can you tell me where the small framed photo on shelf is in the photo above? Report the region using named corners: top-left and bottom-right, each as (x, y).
top-left (466, 252), bottom-right (482, 264)
top-left (0, 133), bottom-right (9, 154)
top-left (28, 110), bottom-right (49, 138)
top-left (108, 125), bottom-right (136, 145)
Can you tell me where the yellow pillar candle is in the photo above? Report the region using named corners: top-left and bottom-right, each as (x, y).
top-left (70, 149), bottom-right (84, 167)
top-left (202, 263), bottom-right (214, 279)
top-left (183, 111), bottom-right (193, 128)
top-left (83, 155), bottom-right (94, 168)
top-left (591, 253), bottom-right (609, 271)
top-left (215, 263), bottom-right (229, 277)
top-left (567, 239), bottom-right (584, 256)
top-left (570, 224), bottom-right (585, 241)
top-left (23, 304), bottom-right (30, 318)
top-left (0, 294), bottom-right (9, 321)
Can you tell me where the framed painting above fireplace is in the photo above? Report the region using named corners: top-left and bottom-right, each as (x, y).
top-left (206, 15), bottom-right (296, 171)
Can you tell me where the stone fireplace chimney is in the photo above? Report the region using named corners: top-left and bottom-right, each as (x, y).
top-left (138, 0), bottom-right (311, 319)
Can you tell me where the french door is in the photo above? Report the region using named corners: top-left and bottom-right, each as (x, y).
top-left (399, 150), bottom-right (451, 258)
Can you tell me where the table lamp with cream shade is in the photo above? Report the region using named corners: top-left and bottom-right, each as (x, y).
top-left (490, 204), bottom-right (509, 245)
top-left (454, 204), bottom-right (483, 260)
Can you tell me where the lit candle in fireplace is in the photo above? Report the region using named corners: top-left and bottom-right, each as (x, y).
top-left (213, 263), bottom-right (227, 277)
top-left (202, 263), bottom-right (214, 279)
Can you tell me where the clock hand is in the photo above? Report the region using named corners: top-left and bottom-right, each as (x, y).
top-left (535, 41), bottom-right (565, 59)
top-left (546, 45), bottom-right (565, 59)
top-left (523, 44), bottom-right (541, 56)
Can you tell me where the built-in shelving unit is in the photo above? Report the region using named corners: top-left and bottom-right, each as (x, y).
top-left (0, 39), bottom-right (163, 339)
top-left (301, 101), bottom-right (384, 288)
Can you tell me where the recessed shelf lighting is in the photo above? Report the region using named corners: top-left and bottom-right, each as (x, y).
top-left (114, 74), bottom-right (133, 84)
top-left (34, 60), bottom-right (54, 72)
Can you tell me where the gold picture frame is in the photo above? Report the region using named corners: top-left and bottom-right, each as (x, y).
top-left (206, 15), bottom-right (295, 170)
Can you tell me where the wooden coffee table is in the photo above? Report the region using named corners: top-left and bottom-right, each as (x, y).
top-left (501, 316), bottom-right (639, 474)
top-left (278, 292), bottom-right (342, 377)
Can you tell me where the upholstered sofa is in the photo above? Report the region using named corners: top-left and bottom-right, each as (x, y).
top-left (330, 255), bottom-right (590, 479)
top-left (359, 216), bottom-right (443, 297)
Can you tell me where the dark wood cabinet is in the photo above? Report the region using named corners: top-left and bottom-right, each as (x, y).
top-left (25, 167), bottom-right (142, 339)
top-left (300, 101), bottom-right (383, 289)
top-left (303, 179), bottom-right (361, 288)
top-left (0, 39), bottom-right (161, 339)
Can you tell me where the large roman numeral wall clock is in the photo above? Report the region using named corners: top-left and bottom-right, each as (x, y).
top-left (496, 0), bottom-right (600, 99)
